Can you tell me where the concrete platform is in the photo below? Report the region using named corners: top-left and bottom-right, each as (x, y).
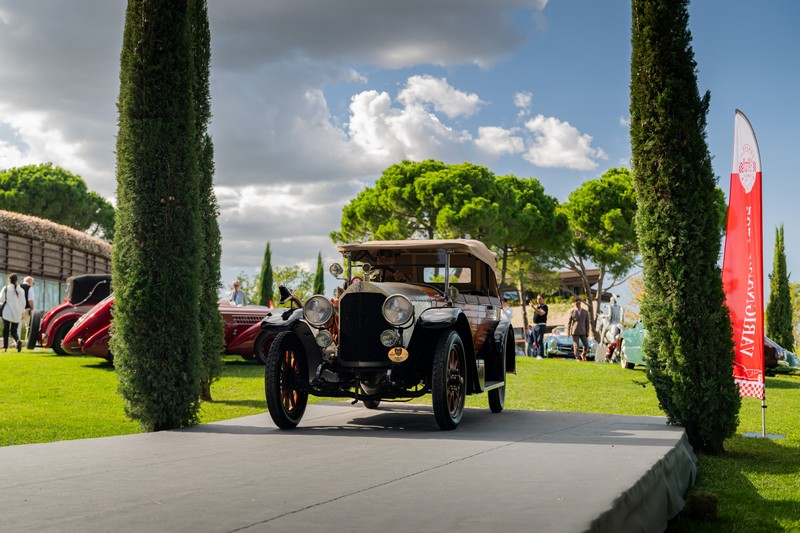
top-left (0, 404), bottom-right (696, 532)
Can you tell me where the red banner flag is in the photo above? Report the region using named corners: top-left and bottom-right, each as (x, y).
top-left (722, 110), bottom-right (764, 399)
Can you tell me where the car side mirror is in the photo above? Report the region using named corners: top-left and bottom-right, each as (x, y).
top-left (278, 285), bottom-right (293, 305)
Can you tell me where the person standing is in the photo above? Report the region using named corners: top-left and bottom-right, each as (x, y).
top-left (501, 298), bottom-right (513, 321)
top-left (531, 294), bottom-right (548, 359)
top-left (228, 280), bottom-right (247, 306)
top-left (567, 296), bottom-right (590, 361)
top-left (1, 274), bottom-right (25, 352)
top-left (20, 276), bottom-right (35, 342)
top-left (525, 324), bottom-right (535, 357)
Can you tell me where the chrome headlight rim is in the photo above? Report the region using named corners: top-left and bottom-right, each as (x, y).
top-left (303, 295), bottom-right (334, 327)
top-left (382, 294), bottom-right (414, 327)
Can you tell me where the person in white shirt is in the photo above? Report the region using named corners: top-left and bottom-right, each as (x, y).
top-left (0, 274), bottom-right (26, 352)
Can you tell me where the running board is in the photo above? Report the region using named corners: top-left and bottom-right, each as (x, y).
top-left (483, 380), bottom-right (504, 392)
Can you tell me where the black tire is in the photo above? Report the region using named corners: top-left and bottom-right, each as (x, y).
top-left (488, 331), bottom-right (509, 414)
top-left (51, 320), bottom-right (76, 356)
top-left (26, 310), bottom-right (42, 349)
top-left (363, 399), bottom-right (381, 409)
top-left (264, 331), bottom-right (308, 429)
top-left (432, 330), bottom-right (466, 430)
top-left (254, 332), bottom-right (273, 365)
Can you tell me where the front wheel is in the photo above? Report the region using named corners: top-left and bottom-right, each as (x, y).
top-left (432, 330), bottom-right (466, 430)
top-left (265, 331), bottom-right (308, 429)
top-left (51, 320), bottom-right (76, 356)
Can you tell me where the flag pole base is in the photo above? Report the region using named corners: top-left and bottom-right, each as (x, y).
top-left (743, 432), bottom-right (785, 440)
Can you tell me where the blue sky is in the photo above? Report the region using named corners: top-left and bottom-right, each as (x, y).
top-left (0, 1), bottom-right (797, 306)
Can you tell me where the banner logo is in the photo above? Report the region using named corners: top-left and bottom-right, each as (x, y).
top-left (738, 144), bottom-right (757, 193)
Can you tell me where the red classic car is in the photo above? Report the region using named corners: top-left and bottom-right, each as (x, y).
top-left (61, 295), bottom-right (273, 362)
top-left (30, 274), bottom-right (112, 355)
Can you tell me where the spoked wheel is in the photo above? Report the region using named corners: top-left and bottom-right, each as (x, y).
top-left (432, 330), bottom-right (466, 430)
top-left (488, 331), bottom-right (509, 413)
top-left (265, 331), bottom-right (308, 429)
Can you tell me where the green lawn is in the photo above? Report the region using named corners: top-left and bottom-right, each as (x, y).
top-left (1, 349), bottom-right (798, 531)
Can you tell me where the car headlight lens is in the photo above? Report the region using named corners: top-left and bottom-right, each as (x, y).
top-left (380, 329), bottom-right (400, 347)
top-left (304, 295), bottom-right (334, 327)
top-left (315, 330), bottom-right (333, 348)
top-left (382, 295), bottom-right (414, 326)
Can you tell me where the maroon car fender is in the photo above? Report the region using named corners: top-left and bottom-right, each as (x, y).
top-left (83, 325), bottom-right (112, 360)
top-left (41, 310), bottom-right (85, 348)
top-left (225, 321), bottom-right (262, 356)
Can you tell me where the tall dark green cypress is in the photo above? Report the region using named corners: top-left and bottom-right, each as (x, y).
top-left (113, 0), bottom-right (202, 430)
top-left (313, 252), bottom-right (325, 295)
top-left (191, 0), bottom-right (224, 401)
top-left (766, 225), bottom-right (793, 350)
top-left (630, 0), bottom-right (739, 454)
top-left (257, 242), bottom-right (274, 306)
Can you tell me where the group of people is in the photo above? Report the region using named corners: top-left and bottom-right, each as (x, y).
top-left (1, 274), bottom-right (35, 352)
top-left (524, 294), bottom-right (592, 361)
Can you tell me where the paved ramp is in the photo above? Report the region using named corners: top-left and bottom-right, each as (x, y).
top-left (0, 404), bottom-right (696, 532)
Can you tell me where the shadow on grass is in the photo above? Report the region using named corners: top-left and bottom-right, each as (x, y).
top-left (207, 399), bottom-right (264, 408)
top-left (764, 375), bottom-right (800, 390)
top-left (668, 436), bottom-right (799, 532)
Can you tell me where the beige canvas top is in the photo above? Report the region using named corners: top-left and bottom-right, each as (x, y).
top-left (338, 239), bottom-right (497, 273)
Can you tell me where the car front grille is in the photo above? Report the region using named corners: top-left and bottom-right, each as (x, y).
top-left (339, 292), bottom-right (391, 365)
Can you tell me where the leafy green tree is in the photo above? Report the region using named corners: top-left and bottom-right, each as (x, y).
top-left (192, 0), bottom-right (224, 402)
top-left (256, 242), bottom-right (274, 306)
top-left (790, 282), bottom-right (800, 350)
top-left (112, 0), bottom-right (202, 431)
top-left (555, 167), bottom-right (638, 338)
top-left (0, 163), bottom-right (115, 240)
top-left (313, 252), bottom-right (325, 295)
top-left (332, 160), bottom-right (498, 242)
top-left (630, 0), bottom-right (739, 454)
top-left (766, 225), bottom-right (793, 350)
top-left (238, 265), bottom-right (314, 306)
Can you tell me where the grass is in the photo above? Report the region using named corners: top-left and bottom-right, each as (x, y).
top-left (1, 349), bottom-right (798, 531)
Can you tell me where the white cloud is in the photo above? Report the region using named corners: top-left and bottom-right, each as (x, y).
top-left (475, 127), bottom-right (525, 156)
top-left (522, 114), bottom-right (607, 170)
top-left (619, 115), bottom-right (630, 127)
top-left (398, 75), bottom-right (483, 118)
top-left (515, 91), bottom-right (533, 117)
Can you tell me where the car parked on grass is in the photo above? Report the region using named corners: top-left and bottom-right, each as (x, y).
top-left (260, 239), bottom-right (515, 431)
top-left (61, 295), bottom-right (273, 363)
top-left (618, 321), bottom-right (646, 369)
top-left (29, 274), bottom-right (111, 355)
top-left (543, 325), bottom-right (598, 360)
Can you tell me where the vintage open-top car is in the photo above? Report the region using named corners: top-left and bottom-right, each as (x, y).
top-left (260, 239), bottom-right (515, 430)
top-left (30, 274), bottom-right (112, 354)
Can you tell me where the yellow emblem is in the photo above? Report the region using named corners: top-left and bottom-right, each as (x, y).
top-left (388, 346), bottom-right (409, 363)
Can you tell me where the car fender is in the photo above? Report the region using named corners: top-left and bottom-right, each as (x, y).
top-left (489, 319), bottom-right (516, 375)
top-left (42, 310), bottom-right (85, 348)
top-left (225, 321), bottom-right (262, 356)
top-left (418, 307), bottom-right (462, 329)
top-left (260, 307), bottom-right (304, 331)
top-left (82, 325), bottom-right (112, 360)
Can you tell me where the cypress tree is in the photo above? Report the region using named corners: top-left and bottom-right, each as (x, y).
top-left (313, 252), bottom-right (325, 295)
top-left (766, 225), bottom-right (793, 349)
top-left (630, 0), bottom-right (740, 454)
top-left (257, 242), bottom-right (274, 306)
top-left (191, 0), bottom-right (225, 401)
top-left (113, 0), bottom-right (202, 430)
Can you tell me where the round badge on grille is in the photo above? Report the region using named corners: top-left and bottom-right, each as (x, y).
top-left (388, 346), bottom-right (409, 362)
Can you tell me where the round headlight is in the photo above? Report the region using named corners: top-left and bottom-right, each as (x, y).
top-left (380, 329), bottom-right (400, 347)
top-left (315, 330), bottom-right (333, 348)
top-left (382, 295), bottom-right (414, 326)
top-left (304, 295), bottom-right (334, 327)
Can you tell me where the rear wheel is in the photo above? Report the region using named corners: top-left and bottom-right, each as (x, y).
top-left (26, 310), bottom-right (42, 349)
top-left (488, 331), bottom-right (508, 413)
top-left (51, 320), bottom-right (76, 356)
top-left (432, 330), bottom-right (466, 430)
top-left (265, 331), bottom-right (308, 429)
